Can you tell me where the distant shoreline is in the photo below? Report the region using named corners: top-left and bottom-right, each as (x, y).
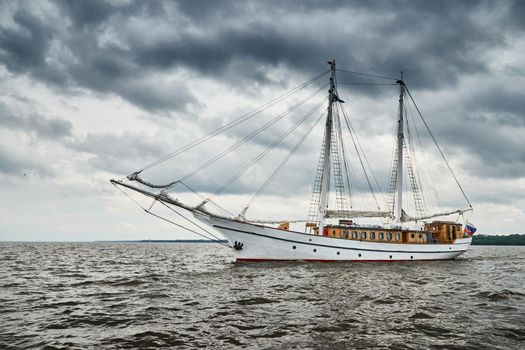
top-left (472, 234), bottom-right (525, 246)
top-left (93, 239), bottom-right (229, 244)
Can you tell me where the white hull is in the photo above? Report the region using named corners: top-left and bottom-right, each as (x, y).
top-left (197, 215), bottom-right (471, 262)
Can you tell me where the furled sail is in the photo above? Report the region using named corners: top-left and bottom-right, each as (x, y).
top-left (325, 210), bottom-right (392, 218)
top-left (127, 172), bottom-right (179, 189)
top-left (401, 208), bottom-right (473, 222)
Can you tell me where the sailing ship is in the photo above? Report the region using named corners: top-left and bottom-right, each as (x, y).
top-left (111, 60), bottom-right (476, 262)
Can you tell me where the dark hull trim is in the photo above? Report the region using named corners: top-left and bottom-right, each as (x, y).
top-left (214, 224), bottom-right (469, 254)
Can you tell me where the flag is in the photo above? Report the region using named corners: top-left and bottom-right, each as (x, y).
top-left (464, 221), bottom-right (477, 236)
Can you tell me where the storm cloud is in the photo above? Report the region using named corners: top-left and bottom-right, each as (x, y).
top-left (0, 0), bottom-right (524, 239)
top-left (1, 1), bottom-right (515, 107)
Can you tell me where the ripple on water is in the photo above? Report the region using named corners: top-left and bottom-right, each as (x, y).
top-left (0, 243), bottom-right (524, 349)
top-left (235, 297), bottom-right (277, 305)
top-left (473, 289), bottom-right (524, 301)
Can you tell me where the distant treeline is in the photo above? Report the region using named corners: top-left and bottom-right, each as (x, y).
top-left (472, 234), bottom-right (525, 245)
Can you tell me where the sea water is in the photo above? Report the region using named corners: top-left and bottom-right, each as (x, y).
top-left (0, 243), bottom-right (523, 349)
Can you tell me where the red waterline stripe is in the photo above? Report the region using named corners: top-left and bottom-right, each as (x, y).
top-left (235, 258), bottom-right (447, 263)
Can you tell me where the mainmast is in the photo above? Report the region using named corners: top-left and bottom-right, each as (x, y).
top-left (395, 74), bottom-right (405, 223)
top-left (318, 60), bottom-right (337, 234)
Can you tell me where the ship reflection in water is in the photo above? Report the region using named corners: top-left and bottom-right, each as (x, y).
top-left (0, 242), bottom-right (523, 349)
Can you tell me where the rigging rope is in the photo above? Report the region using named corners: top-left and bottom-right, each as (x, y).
top-left (338, 82), bottom-right (398, 86)
top-left (155, 200), bottom-right (230, 246)
top-left (243, 110), bottom-right (327, 211)
top-left (339, 103), bottom-right (383, 210)
top-left (333, 105), bottom-right (354, 209)
top-left (336, 69), bottom-right (398, 81)
top-left (403, 110), bottom-right (427, 217)
top-left (205, 100), bottom-right (326, 202)
top-left (178, 84), bottom-right (328, 182)
top-left (333, 71), bottom-right (356, 210)
top-left (135, 70), bottom-right (330, 173)
top-left (177, 180), bottom-right (235, 217)
top-left (405, 100), bottom-right (440, 210)
top-left (111, 182), bottom-right (231, 248)
top-left (404, 86), bottom-right (472, 208)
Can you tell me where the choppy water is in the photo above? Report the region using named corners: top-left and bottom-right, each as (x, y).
top-left (0, 243), bottom-right (524, 349)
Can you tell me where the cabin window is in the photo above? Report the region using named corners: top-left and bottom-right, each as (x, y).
top-left (332, 230), bottom-right (336, 235)
top-left (352, 231), bottom-right (358, 239)
top-left (396, 233), bottom-right (401, 240)
top-left (386, 232), bottom-right (392, 240)
top-left (343, 230), bottom-right (349, 239)
top-left (410, 233), bottom-right (415, 239)
top-left (378, 232), bottom-right (384, 240)
top-left (419, 234), bottom-right (423, 239)
top-left (370, 232), bottom-right (376, 240)
top-left (361, 232), bottom-right (367, 239)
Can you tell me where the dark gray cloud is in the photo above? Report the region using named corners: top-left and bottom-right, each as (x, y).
top-left (509, 0), bottom-right (525, 30)
top-left (125, 0), bottom-right (505, 89)
top-left (0, 9), bottom-right (51, 71)
top-left (0, 102), bottom-right (73, 138)
top-left (1, 0), bottom-right (518, 113)
top-left (465, 87), bottom-right (525, 121)
top-left (401, 83), bottom-right (525, 179)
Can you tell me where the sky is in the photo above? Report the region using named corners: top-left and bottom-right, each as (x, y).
top-left (1, 0), bottom-right (524, 241)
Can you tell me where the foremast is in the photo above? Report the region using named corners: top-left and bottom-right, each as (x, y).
top-left (395, 76), bottom-right (405, 223)
top-left (318, 60), bottom-right (337, 235)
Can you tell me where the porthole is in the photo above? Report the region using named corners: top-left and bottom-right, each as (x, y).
top-left (309, 239), bottom-right (312, 242)
top-left (386, 232), bottom-right (392, 240)
top-left (378, 232), bottom-right (384, 240)
top-left (410, 256), bottom-right (413, 259)
top-left (293, 246), bottom-right (296, 250)
top-left (337, 251), bottom-right (340, 255)
top-left (389, 255), bottom-right (392, 259)
top-left (313, 249), bottom-right (317, 253)
top-left (361, 232), bottom-right (367, 239)
top-left (410, 233), bottom-right (415, 239)
top-left (358, 253), bottom-right (362, 258)
top-left (352, 231), bottom-right (358, 239)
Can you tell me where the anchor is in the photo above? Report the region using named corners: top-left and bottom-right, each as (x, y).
top-left (233, 241), bottom-right (244, 250)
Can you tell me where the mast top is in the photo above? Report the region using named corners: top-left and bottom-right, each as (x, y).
top-left (396, 70), bottom-right (405, 86)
